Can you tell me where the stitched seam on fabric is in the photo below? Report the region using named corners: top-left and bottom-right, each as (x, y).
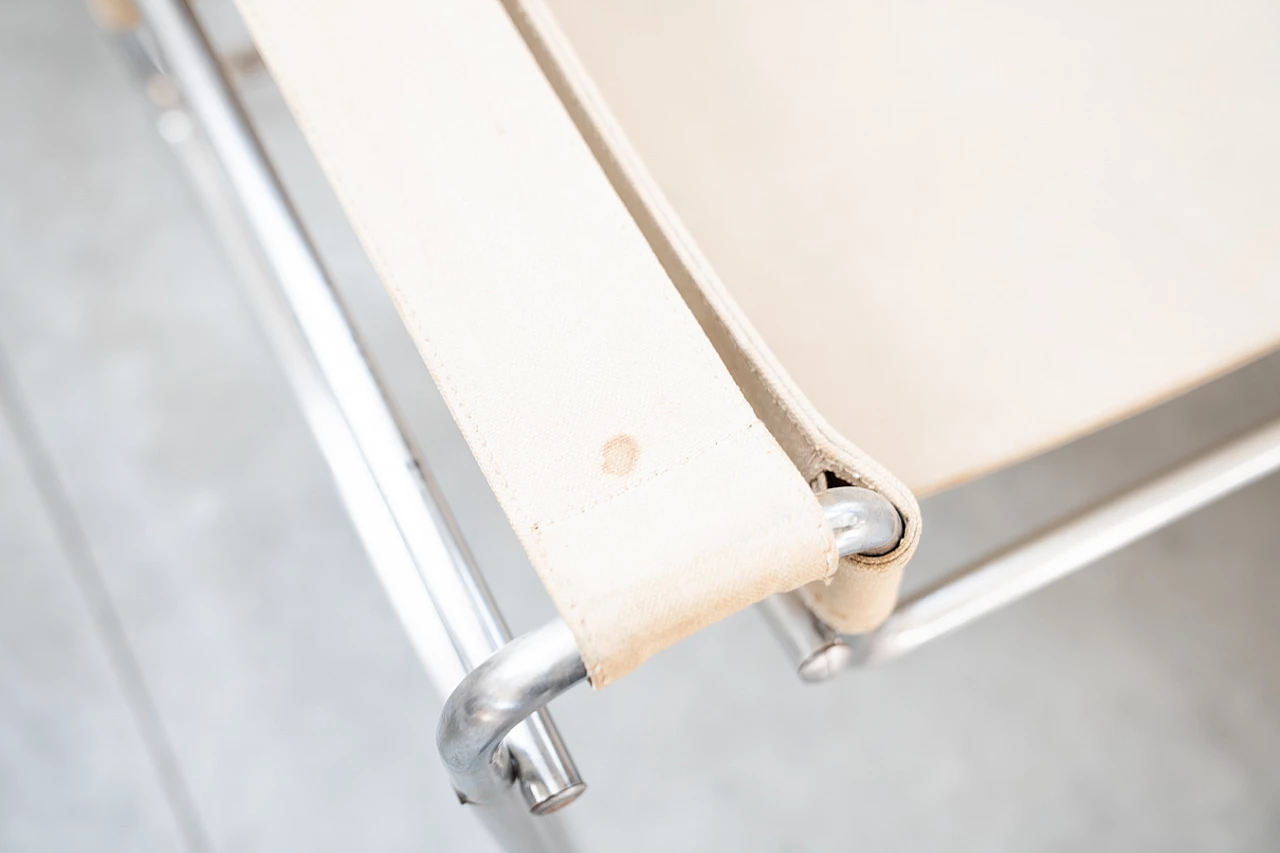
top-left (645, 208), bottom-right (905, 575)
top-left (515, 20), bottom-right (921, 576)
top-left (281, 68), bottom-right (750, 541)
top-left (556, 67), bottom-right (833, 478)
top-left (504, 0), bottom-right (734, 410)
top-left (539, 420), bottom-right (759, 531)
top-left (660, 233), bottom-right (853, 483)
top-left (278, 94), bottom-right (537, 532)
top-left (266, 47), bottom-right (767, 684)
top-left (243, 0), bottom-right (886, 676)
top-left (629, 177), bottom-right (920, 570)
top-left (237, 12), bottom-right (543, 533)
top-left (513, 20), bottom-right (834, 490)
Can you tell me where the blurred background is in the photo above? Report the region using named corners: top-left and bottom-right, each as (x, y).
top-left (4, 1), bottom-right (1280, 851)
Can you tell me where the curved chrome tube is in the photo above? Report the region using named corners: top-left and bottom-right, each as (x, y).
top-left (440, 418), bottom-right (1280, 818)
top-left (130, 0), bottom-right (590, 834)
top-left (846, 415), bottom-right (1280, 666)
top-left (758, 485), bottom-right (904, 681)
top-left (438, 620), bottom-right (588, 811)
top-left (438, 484), bottom-right (905, 808)
top-left (756, 591), bottom-right (854, 682)
top-left (817, 486), bottom-right (904, 557)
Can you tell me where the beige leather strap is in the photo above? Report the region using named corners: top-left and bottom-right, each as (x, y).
top-left (534, 0), bottom-right (1280, 504)
top-left (235, 0), bottom-right (838, 685)
top-left (503, 0), bottom-right (923, 633)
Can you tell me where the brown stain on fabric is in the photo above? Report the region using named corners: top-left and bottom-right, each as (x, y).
top-left (600, 434), bottom-right (640, 476)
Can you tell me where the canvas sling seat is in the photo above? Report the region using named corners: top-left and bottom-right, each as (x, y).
top-left (232, 0), bottom-right (1280, 687)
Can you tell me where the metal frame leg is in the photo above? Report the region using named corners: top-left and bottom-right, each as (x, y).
top-left (116, 0), bottom-right (1280, 833)
top-left (845, 416), bottom-right (1280, 666)
top-left (435, 486), bottom-right (905, 804)
top-left (438, 621), bottom-right (587, 811)
top-left (760, 418), bottom-right (1280, 679)
top-left (121, 1), bottom-right (582, 848)
top-left (114, 0), bottom-right (909, 841)
top-left (755, 486), bottom-right (904, 681)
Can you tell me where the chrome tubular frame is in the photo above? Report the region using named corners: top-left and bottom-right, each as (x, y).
top-left (122, 1), bottom-right (908, 845)
top-left (844, 416), bottom-right (1280, 666)
top-left (117, 1), bottom-right (1280, 849)
top-left (764, 420), bottom-right (1280, 681)
top-left (126, 1), bottom-right (583, 848)
top-left (438, 620), bottom-right (587, 812)
top-left (756, 486), bottom-right (904, 681)
top-left (437, 486), bottom-right (905, 809)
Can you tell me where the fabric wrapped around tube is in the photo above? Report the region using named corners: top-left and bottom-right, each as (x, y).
top-left (232, 0), bottom-right (903, 685)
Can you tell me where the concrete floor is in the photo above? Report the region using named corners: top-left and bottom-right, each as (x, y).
top-left (3, 2), bottom-right (1280, 851)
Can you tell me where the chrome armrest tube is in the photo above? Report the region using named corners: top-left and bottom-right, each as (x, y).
top-left (846, 415), bottom-right (1280, 666)
top-left (128, 0), bottom-right (584, 836)
top-left (437, 620), bottom-right (588, 812)
top-left (438, 486), bottom-right (905, 807)
top-left (124, 0), bottom-right (1280, 831)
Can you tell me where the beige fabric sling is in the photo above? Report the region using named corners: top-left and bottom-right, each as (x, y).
top-left (538, 0), bottom-right (1280, 502)
top-left (504, 0), bottom-right (924, 634)
top-left (235, 0), bottom-right (859, 685)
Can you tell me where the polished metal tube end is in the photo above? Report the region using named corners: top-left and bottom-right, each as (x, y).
top-left (796, 641), bottom-right (855, 683)
top-left (757, 590), bottom-right (852, 684)
top-left (529, 782), bottom-right (587, 816)
top-left (818, 485), bottom-right (904, 557)
top-left (437, 620), bottom-right (588, 811)
top-left (757, 485), bottom-right (903, 682)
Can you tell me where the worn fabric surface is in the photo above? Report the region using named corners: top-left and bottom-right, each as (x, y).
top-left (233, 0), bottom-right (839, 685)
top-left (12, 6), bottom-right (1280, 848)
top-left (542, 0), bottom-right (1280, 500)
top-left (506, 0), bottom-right (923, 633)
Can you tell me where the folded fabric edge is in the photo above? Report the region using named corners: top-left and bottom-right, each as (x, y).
top-left (503, 0), bottom-right (922, 635)
top-left (533, 422), bottom-right (838, 687)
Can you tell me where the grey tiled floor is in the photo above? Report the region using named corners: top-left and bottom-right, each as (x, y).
top-left (4, 2), bottom-right (1280, 851)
